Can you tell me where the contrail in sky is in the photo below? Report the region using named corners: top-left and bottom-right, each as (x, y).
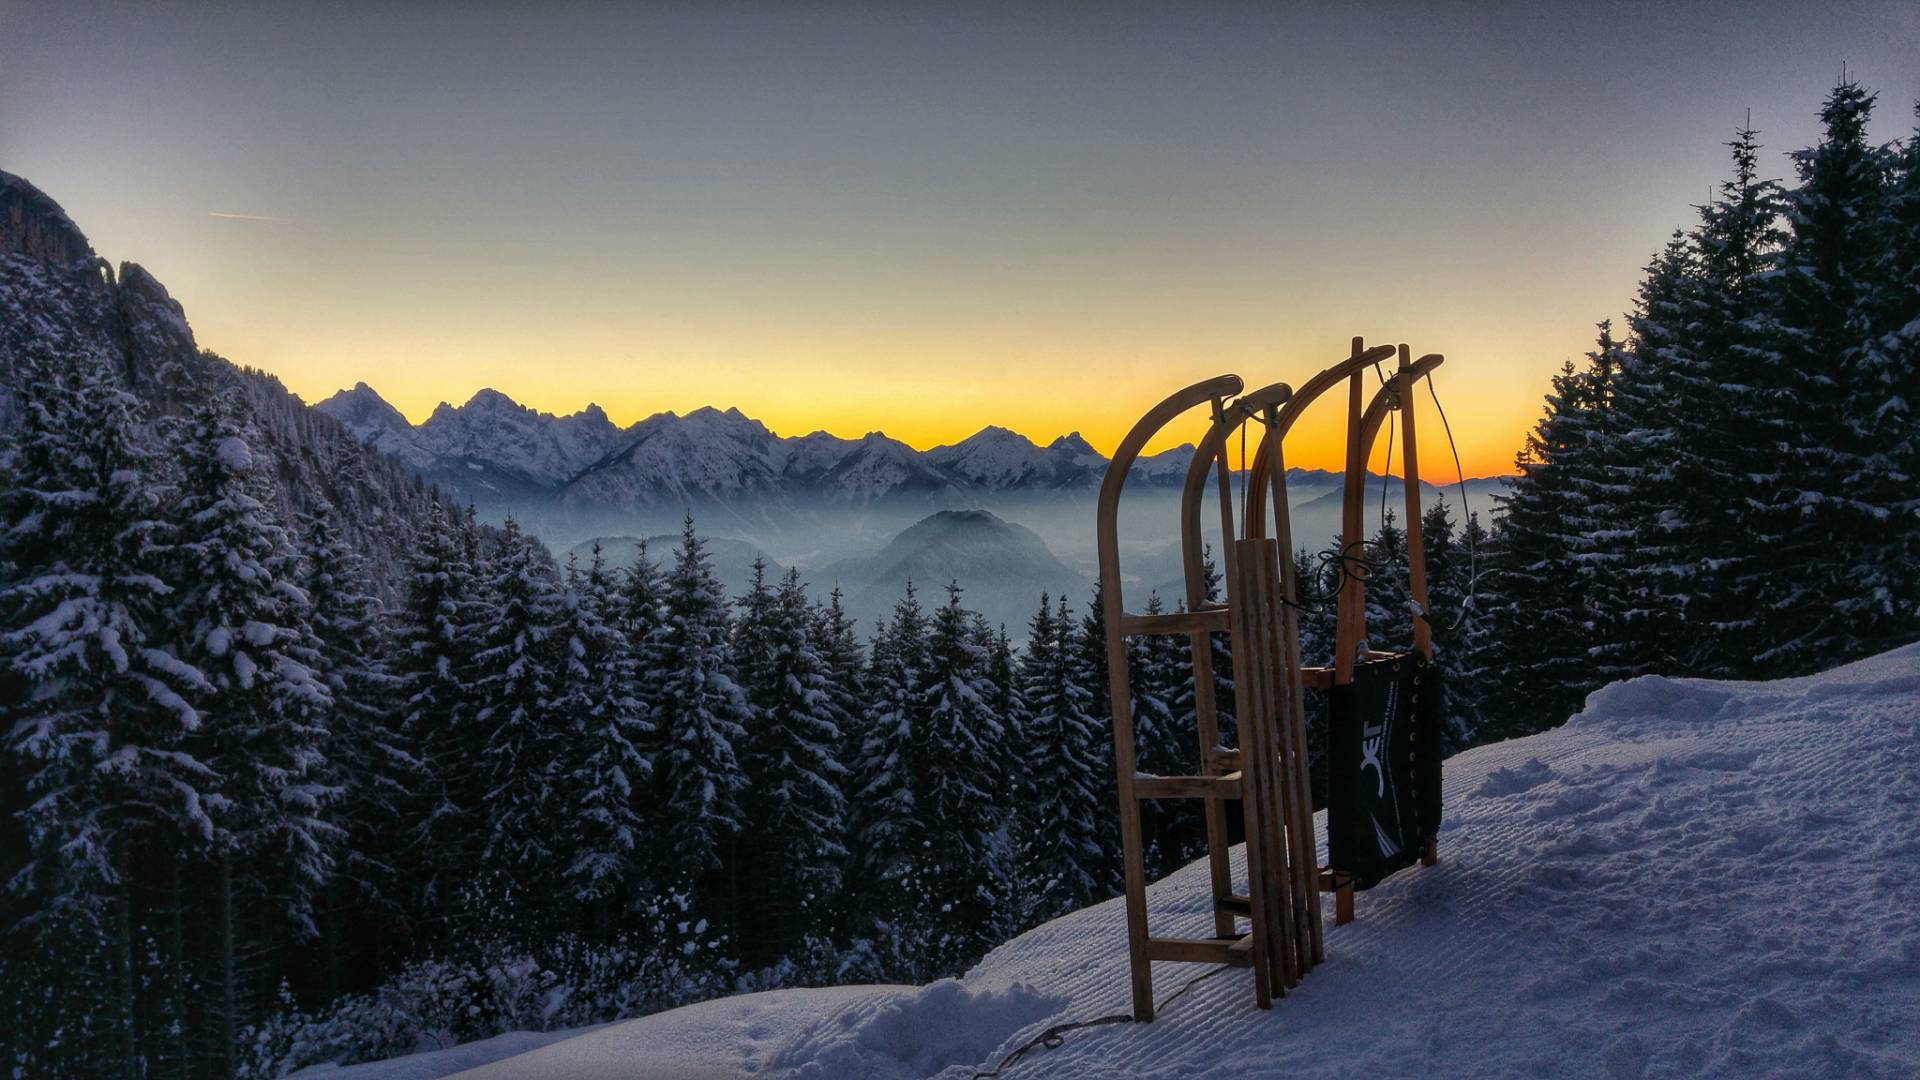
top-left (207, 211), bottom-right (290, 222)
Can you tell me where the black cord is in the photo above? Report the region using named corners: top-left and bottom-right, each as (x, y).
top-left (1424, 377), bottom-right (1479, 633)
top-left (970, 966), bottom-right (1237, 1079)
top-left (1279, 538), bottom-right (1385, 616)
top-left (1380, 405), bottom-right (1395, 528)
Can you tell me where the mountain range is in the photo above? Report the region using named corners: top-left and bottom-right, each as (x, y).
top-left (316, 381), bottom-right (1506, 580)
top-left (315, 384), bottom-right (1203, 516)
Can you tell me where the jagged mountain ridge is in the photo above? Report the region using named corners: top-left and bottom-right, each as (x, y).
top-left (0, 170), bottom-right (448, 597)
top-left (316, 380), bottom-right (1491, 518)
top-left (317, 382), bottom-right (630, 498)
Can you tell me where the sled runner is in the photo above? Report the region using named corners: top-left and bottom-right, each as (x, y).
top-left (1095, 339), bottom-right (1449, 1020)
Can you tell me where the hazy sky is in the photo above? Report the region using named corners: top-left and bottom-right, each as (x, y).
top-left (4, 2), bottom-right (1916, 478)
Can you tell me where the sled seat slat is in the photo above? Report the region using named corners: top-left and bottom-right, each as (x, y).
top-left (1119, 607), bottom-right (1230, 636)
top-left (1208, 747), bottom-right (1243, 771)
top-left (1143, 935), bottom-right (1255, 967)
top-left (1214, 893), bottom-right (1252, 917)
top-left (1134, 771), bottom-right (1243, 799)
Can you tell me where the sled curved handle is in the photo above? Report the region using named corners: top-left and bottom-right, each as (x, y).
top-left (1096, 373), bottom-right (1243, 620)
top-left (1177, 381), bottom-right (1293, 609)
top-left (1243, 342), bottom-right (1397, 538)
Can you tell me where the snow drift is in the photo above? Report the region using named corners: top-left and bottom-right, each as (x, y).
top-left (331, 643), bottom-right (1920, 1079)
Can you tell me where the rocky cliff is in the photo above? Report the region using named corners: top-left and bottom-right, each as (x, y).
top-left (0, 170), bottom-right (448, 596)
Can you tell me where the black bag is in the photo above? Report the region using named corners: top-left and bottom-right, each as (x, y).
top-left (1325, 654), bottom-right (1442, 890)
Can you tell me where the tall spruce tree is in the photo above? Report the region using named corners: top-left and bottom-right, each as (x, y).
top-left (1683, 125), bottom-right (1788, 672)
top-left (1496, 311), bottom-right (1674, 736)
top-left (733, 565), bottom-right (848, 969)
top-left (1360, 511), bottom-right (1411, 656)
top-left (1131, 591), bottom-right (1202, 879)
top-left (652, 516), bottom-right (749, 939)
top-left (1013, 594), bottom-right (1112, 923)
top-left (1608, 230), bottom-right (1711, 682)
top-left (614, 540), bottom-right (668, 828)
top-left (170, 395), bottom-right (338, 1072)
top-left (1872, 105), bottom-right (1920, 634)
top-left (0, 356), bottom-right (211, 1077)
top-left (915, 582), bottom-right (1012, 972)
top-left (553, 544), bottom-right (651, 930)
top-left (852, 580), bottom-right (932, 973)
top-left (300, 502), bottom-right (410, 989)
top-left (390, 499), bottom-right (487, 943)
top-left (1066, 582), bottom-right (1123, 879)
top-left (472, 518), bottom-right (568, 916)
top-left (1763, 82), bottom-right (1912, 666)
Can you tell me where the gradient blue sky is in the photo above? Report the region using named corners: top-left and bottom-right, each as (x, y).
top-left (4, 1), bottom-right (1916, 477)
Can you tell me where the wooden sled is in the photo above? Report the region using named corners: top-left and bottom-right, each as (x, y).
top-left (1095, 339), bottom-right (1449, 1020)
top-left (1245, 339), bottom-right (1446, 924)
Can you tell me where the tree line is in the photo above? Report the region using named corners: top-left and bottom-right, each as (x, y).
top-left (1480, 81), bottom-right (1920, 738)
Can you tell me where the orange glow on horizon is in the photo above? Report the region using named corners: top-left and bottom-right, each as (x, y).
top-left (273, 342), bottom-right (1523, 485)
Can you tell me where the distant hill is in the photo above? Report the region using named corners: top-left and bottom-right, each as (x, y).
top-left (817, 509), bottom-right (1089, 639)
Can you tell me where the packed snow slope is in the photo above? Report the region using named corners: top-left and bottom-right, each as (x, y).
top-left (378, 644), bottom-right (1920, 1079)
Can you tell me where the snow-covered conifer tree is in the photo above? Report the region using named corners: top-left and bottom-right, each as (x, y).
top-left (472, 517), bottom-right (567, 911)
top-left (390, 499), bottom-right (487, 941)
top-left (850, 580), bottom-right (932, 973)
top-left (552, 544), bottom-right (651, 931)
top-left (1130, 591), bottom-right (1202, 879)
top-left (170, 392), bottom-right (340, 1071)
top-left (0, 356), bottom-right (211, 1075)
top-left (1683, 125), bottom-right (1789, 671)
top-left (300, 501), bottom-right (410, 986)
top-left (733, 564), bottom-right (848, 970)
top-left (913, 582), bottom-right (1012, 972)
top-left (1763, 81), bottom-right (1912, 666)
top-left (651, 516), bottom-right (748, 935)
top-left (1445, 511), bottom-right (1500, 752)
top-left (1013, 594), bottom-right (1111, 923)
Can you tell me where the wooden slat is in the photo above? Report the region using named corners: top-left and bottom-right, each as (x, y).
top-left (1133, 771), bottom-right (1242, 800)
top-left (1265, 435), bottom-right (1324, 968)
top-left (1207, 747), bottom-right (1243, 771)
top-left (1119, 607), bottom-right (1229, 637)
top-left (1300, 666), bottom-right (1334, 689)
top-left (1335, 338), bottom-right (1368, 685)
top-left (1144, 936), bottom-right (1253, 967)
top-left (1214, 893), bottom-right (1252, 917)
top-left (1398, 343), bottom-right (1435, 663)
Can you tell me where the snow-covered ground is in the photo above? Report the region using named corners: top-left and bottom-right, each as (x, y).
top-left (342, 643), bottom-right (1920, 1079)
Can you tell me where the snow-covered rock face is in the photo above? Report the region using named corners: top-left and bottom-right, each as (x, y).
top-left (0, 170), bottom-right (447, 598)
top-left (314, 385), bottom-right (631, 494)
top-left (922, 426), bottom-right (1113, 492)
top-left (413, 644), bottom-right (1920, 1079)
top-left (313, 383), bottom-right (434, 472)
top-left (418, 388), bottom-right (630, 488)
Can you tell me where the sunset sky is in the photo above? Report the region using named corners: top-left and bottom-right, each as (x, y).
top-left (4, 2), bottom-right (1916, 480)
